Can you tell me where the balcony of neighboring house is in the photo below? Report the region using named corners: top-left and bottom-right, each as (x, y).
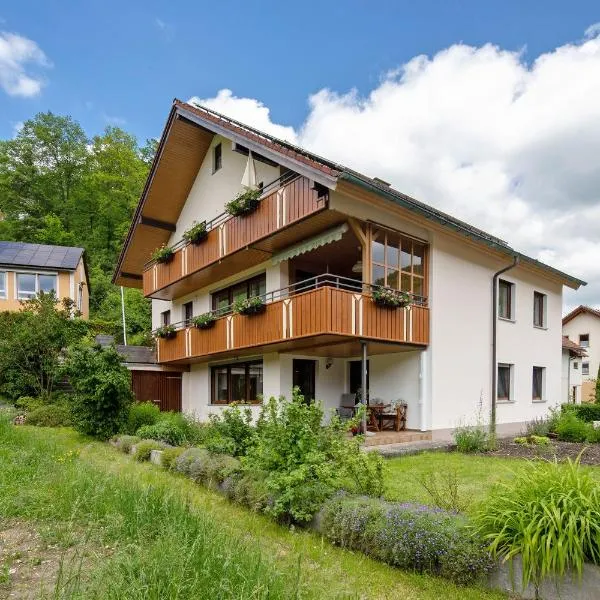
top-left (154, 222), bottom-right (430, 365)
top-left (142, 173), bottom-right (340, 300)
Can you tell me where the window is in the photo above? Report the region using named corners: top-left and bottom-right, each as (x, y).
top-left (497, 363), bottom-right (513, 401)
top-left (498, 280), bottom-right (514, 320)
top-left (532, 366), bottom-right (545, 401)
top-left (579, 334), bottom-right (589, 348)
top-left (583, 362), bottom-right (590, 376)
top-left (213, 143), bottom-right (222, 173)
top-left (0, 272), bottom-right (5, 299)
top-left (16, 272), bottom-right (57, 300)
top-left (574, 362), bottom-right (579, 370)
top-left (183, 302), bottom-right (193, 325)
top-left (533, 292), bottom-right (546, 327)
top-left (161, 310), bottom-right (171, 326)
top-left (211, 360), bottom-right (263, 404)
top-left (212, 273), bottom-right (266, 315)
top-left (371, 228), bottom-right (426, 297)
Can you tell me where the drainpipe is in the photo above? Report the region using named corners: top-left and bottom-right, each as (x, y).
top-left (361, 341), bottom-right (368, 434)
top-left (491, 256), bottom-right (519, 437)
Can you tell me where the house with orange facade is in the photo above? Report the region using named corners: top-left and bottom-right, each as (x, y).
top-left (0, 241), bottom-right (89, 318)
top-left (114, 100), bottom-right (585, 440)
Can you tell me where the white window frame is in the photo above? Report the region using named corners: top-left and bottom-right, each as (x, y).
top-left (533, 291), bottom-right (547, 328)
top-left (497, 363), bottom-right (514, 402)
top-left (0, 271), bottom-right (6, 299)
top-left (498, 279), bottom-right (515, 321)
top-left (15, 271), bottom-right (58, 300)
top-left (532, 366), bottom-right (546, 402)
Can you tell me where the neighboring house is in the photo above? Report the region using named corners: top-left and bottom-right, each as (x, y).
top-left (562, 306), bottom-right (600, 401)
top-left (561, 336), bottom-right (586, 404)
top-left (0, 241), bottom-right (89, 318)
top-left (113, 100), bottom-right (585, 440)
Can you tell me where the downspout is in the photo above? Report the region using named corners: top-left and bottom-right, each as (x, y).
top-left (491, 256), bottom-right (519, 437)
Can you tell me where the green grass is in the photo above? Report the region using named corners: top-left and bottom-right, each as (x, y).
top-left (0, 420), bottom-right (506, 599)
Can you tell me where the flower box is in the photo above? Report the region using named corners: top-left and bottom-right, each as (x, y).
top-left (234, 297), bottom-right (266, 316)
top-left (225, 189), bottom-right (262, 217)
top-left (192, 313), bottom-right (216, 330)
top-left (151, 245), bottom-right (175, 264)
top-left (372, 288), bottom-right (411, 309)
top-left (183, 221), bottom-right (208, 245)
top-left (154, 325), bottom-right (177, 339)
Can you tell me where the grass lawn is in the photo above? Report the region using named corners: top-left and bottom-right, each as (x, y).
top-left (0, 421), bottom-right (507, 599)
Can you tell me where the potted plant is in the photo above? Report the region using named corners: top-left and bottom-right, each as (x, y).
top-left (154, 324), bottom-right (177, 339)
top-left (192, 312), bottom-right (216, 330)
top-left (182, 221), bottom-right (208, 245)
top-left (151, 244), bottom-right (175, 264)
top-left (234, 296), bottom-right (266, 316)
top-left (225, 188), bottom-right (262, 217)
top-left (372, 288), bottom-right (411, 309)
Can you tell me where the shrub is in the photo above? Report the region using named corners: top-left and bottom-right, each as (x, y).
top-left (113, 435), bottom-right (140, 454)
top-left (475, 458), bottom-right (600, 594)
top-left (319, 495), bottom-right (493, 585)
top-left (525, 415), bottom-right (553, 437)
top-left (229, 474), bottom-right (273, 512)
top-left (63, 344), bottom-right (133, 440)
top-left (203, 405), bottom-right (256, 457)
top-left (562, 403), bottom-right (600, 423)
top-left (174, 448), bottom-right (210, 477)
top-left (417, 470), bottom-right (468, 512)
top-left (514, 435), bottom-right (551, 446)
top-left (14, 396), bottom-right (42, 412)
top-left (453, 424), bottom-right (488, 453)
top-left (26, 403), bottom-right (72, 427)
top-left (126, 402), bottom-right (161, 434)
top-left (159, 411), bottom-right (204, 444)
top-left (555, 412), bottom-right (589, 442)
top-left (137, 421), bottom-right (187, 446)
top-left (161, 446), bottom-right (185, 470)
top-left (189, 453), bottom-right (241, 487)
top-left (133, 439), bottom-right (167, 462)
top-left (586, 426), bottom-right (600, 443)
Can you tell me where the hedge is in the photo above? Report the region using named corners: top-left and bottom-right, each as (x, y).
top-left (562, 403), bottom-right (600, 423)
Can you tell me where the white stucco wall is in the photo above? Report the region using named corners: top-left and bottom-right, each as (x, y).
top-left (563, 312), bottom-right (600, 381)
top-left (562, 350), bottom-right (583, 405)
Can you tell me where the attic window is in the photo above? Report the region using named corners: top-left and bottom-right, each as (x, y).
top-left (213, 143), bottom-right (222, 173)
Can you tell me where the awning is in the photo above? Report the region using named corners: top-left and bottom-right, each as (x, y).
top-left (271, 223), bottom-right (349, 265)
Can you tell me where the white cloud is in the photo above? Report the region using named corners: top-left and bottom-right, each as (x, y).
top-left (0, 31), bottom-right (50, 97)
top-left (192, 26), bottom-right (600, 312)
top-left (102, 113), bottom-right (126, 126)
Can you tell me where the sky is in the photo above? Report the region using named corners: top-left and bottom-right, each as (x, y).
top-left (1, 1), bottom-right (600, 311)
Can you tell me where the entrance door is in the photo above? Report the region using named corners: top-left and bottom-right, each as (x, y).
top-left (349, 360), bottom-right (369, 399)
top-left (292, 359), bottom-right (316, 402)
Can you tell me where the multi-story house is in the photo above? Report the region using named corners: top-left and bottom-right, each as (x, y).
top-left (563, 306), bottom-right (600, 401)
top-left (114, 100), bottom-right (585, 440)
top-left (0, 241), bottom-right (89, 318)
top-left (561, 336), bottom-right (586, 404)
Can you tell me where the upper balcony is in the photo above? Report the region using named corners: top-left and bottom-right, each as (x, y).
top-left (154, 275), bottom-right (429, 365)
top-left (142, 174), bottom-right (336, 300)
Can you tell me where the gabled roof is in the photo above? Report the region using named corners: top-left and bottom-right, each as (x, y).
top-left (562, 336), bottom-right (587, 357)
top-left (563, 305), bottom-right (600, 325)
top-left (0, 241), bottom-right (84, 271)
top-left (113, 99), bottom-right (587, 290)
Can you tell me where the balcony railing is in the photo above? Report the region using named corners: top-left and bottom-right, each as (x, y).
top-left (143, 174), bottom-right (328, 297)
top-left (154, 275), bottom-right (429, 364)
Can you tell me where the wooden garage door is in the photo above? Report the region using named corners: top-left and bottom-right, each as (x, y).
top-left (131, 371), bottom-right (182, 412)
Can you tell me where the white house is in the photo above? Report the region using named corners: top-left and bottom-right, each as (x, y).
top-left (561, 336), bottom-right (586, 404)
top-left (114, 100), bottom-right (586, 440)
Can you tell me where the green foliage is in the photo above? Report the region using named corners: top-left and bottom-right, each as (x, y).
top-left (233, 296), bottom-right (265, 315)
top-left (14, 396), bottom-right (42, 412)
top-left (475, 458), bottom-right (600, 593)
top-left (225, 188), bottom-right (261, 217)
top-left (191, 312), bottom-right (216, 329)
top-left (319, 495), bottom-right (493, 585)
top-left (113, 435), bottom-right (141, 454)
top-left (154, 324), bottom-right (177, 339)
top-left (0, 293), bottom-right (87, 400)
top-left (453, 424), bottom-right (488, 453)
top-left (203, 405), bottom-right (256, 457)
top-left (514, 435), bottom-right (551, 446)
top-left (126, 401), bottom-right (161, 434)
top-left (133, 439), bottom-right (167, 461)
top-left (562, 402), bottom-right (600, 423)
top-left (182, 220), bottom-right (208, 244)
top-left (26, 404), bottom-right (72, 427)
top-left (417, 470), bottom-right (468, 512)
top-left (524, 415), bottom-right (554, 437)
top-left (151, 244), bottom-right (174, 263)
top-left (555, 411), bottom-right (590, 442)
top-left (371, 287), bottom-right (411, 308)
top-left (161, 446), bottom-right (185, 470)
top-left (137, 421), bottom-right (187, 446)
top-left (63, 344), bottom-right (133, 439)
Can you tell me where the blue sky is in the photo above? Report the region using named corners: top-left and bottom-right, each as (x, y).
top-left (0, 0), bottom-right (598, 141)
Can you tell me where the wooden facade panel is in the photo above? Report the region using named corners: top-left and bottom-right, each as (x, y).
top-left (186, 229), bottom-right (221, 274)
top-left (232, 301), bottom-right (284, 348)
top-left (155, 251), bottom-right (183, 290)
top-left (131, 370), bottom-right (182, 412)
top-left (190, 320), bottom-right (228, 356)
top-left (157, 331), bottom-right (187, 362)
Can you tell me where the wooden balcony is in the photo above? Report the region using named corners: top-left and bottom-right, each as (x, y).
top-left (143, 176), bottom-right (332, 300)
top-left (155, 282), bottom-right (429, 365)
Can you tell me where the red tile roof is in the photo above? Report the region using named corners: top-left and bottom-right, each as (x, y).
top-left (562, 305), bottom-right (600, 325)
top-left (562, 336), bottom-right (587, 357)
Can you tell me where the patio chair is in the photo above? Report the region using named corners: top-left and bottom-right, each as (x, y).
top-left (337, 393), bottom-right (357, 419)
top-left (379, 402), bottom-right (407, 431)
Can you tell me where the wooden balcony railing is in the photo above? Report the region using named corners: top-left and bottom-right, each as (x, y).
top-left (155, 276), bottom-right (429, 364)
top-left (143, 175), bottom-right (327, 297)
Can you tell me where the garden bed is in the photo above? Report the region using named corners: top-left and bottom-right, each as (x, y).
top-left (484, 438), bottom-right (600, 464)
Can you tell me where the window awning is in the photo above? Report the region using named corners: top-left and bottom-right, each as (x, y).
top-left (271, 223), bottom-right (349, 265)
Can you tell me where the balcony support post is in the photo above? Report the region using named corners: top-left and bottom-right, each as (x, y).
top-left (361, 340), bottom-right (368, 434)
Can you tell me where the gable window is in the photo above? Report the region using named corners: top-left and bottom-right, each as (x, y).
top-left (371, 228), bottom-right (426, 298)
top-left (573, 362), bottom-right (579, 370)
top-left (0, 272), bottom-right (5, 299)
top-left (213, 143), bottom-right (222, 173)
top-left (579, 334), bottom-right (589, 348)
top-left (583, 362), bottom-right (590, 376)
top-left (532, 366), bottom-right (545, 401)
top-left (212, 273), bottom-right (266, 315)
top-left (497, 363), bottom-right (513, 401)
top-left (211, 360), bottom-right (263, 404)
top-left (183, 301), bottom-right (193, 325)
top-left (498, 280), bottom-right (514, 320)
top-left (16, 273), bottom-right (57, 300)
top-left (161, 310), bottom-right (171, 326)
top-left (533, 291), bottom-right (546, 328)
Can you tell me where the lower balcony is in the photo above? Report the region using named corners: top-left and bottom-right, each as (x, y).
top-left (155, 276), bottom-right (429, 365)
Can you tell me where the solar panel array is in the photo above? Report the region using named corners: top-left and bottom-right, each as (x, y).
top-left (0, 241), bottom-right (83, 271)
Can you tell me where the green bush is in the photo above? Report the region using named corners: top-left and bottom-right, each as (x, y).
top-left (525, 415), bottom-right (553, 437)
top-left (14, 396), bottom-right (42, 412)
top-left (562, 403), bottom-right (600, 423)
top-left (319, 495), bottom-right (493, 585)
top-left (26, 403), bottom-right (72, 427)
top-left (174, 448), bottom-right (209, 477)
top-left (161, 446), bottom-right (185, 470)
top-left (133, 439), bottom-right (167, 462)
top-left (159, 411), bottom-right (204, 444)
top-left (202, 405), bottom-right (256, 457)
top-left (188, 453), bottom-right (241, 487)
top-left (555, 412), bottom-right (589, 442)
top-left (127, 402), bottom-right (161, 434)
top-left (475, 458), bottom-right (600, 593)
top-left (227, 474), bottom-right (273, 513)
top-left (453, 424), bottom-right (488, 453)
top-left (113, 435), bottom-right (140, 454)
top-left (586, 426), bottom-right (600, 443)
top-left (137, 421), bottom-right (187, 446)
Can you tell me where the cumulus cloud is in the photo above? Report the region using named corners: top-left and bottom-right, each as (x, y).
top-left (191, 27), bottom-right (600, 311)
top-left (0, 31), bottom-right (50, 97)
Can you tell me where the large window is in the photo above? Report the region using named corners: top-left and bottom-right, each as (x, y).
top-left (0, 272), bottom-right (5, 299)
top-left (211, 360), bottom-right (263, 404)
top-left (371, 228), bottom-right (426, 297)
top-left (532, 366), bottom-right (545, 401)
top-left (16, 272), bottom-right (57, 300)
top-left (533, 291), bottom-right (546, 328)
top-left (498, 279), bottom-right (514, 320)
top-left (497, 363), bottom-right (513, 401)
top-left (212, 273), bottom-right (266, 315)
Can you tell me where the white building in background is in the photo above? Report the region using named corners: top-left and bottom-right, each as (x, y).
top-left (114, 99), bottom-right (586, 440)
top-left (561, 337), bottom-right (586, 404)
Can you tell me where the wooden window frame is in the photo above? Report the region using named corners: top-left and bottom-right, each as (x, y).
top-left (210, 360), bottom-right (263, 405)
top-left (211, 273), bottom-right (266, 314)
top-left (212, 143), bottom-right (222, 173)
top-left (160, 310), bottom-right (171, 326)
top-left (183, 301), bottom-right (193, 325)
top-left (498, 279), bottom-right (514, 320)
top-left (533, 291), bottom-right (546, 328)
